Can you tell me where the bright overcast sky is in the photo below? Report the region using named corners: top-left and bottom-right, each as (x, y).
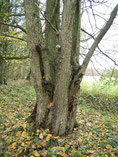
top-left (81, 0), bottom-right (118, 70)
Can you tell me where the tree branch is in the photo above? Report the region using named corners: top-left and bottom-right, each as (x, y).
top-left (0, 55), bottom-right (29, 60)
top-left (9, 13), bottom-right (25, 17)
top-left (35, 3), bottom-right (59, 34)
top-left (1, 34), bottom-right (26, 41)
top-left (81, 28), bottom-right (95, 39)
top-left (81, 4), bottom-right (118, 73)
top-left (98, 48), bottom-right (118, 66)
top-left (81, 28), bottom-right (118, 65)
top-left (70, 3), bottom-right (118, 92)
top-left (0, 21), bottom-right (26, 33)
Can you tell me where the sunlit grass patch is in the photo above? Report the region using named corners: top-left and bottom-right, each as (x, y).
top-left (80, 78), bottom-right (118, 114)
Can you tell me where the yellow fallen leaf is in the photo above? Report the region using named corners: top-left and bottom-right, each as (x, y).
top-left (78, 138), bottom-right (83, 144)
top-left (30, 156), bottom-right (34, 157)
top-left (16, 131), bottom-right (22, 136)
top-left (21, 131), bottom-right (27, 137)
top-left (111, 153), bottom-right (117, 157)
top-left (101, 131), bottom-right (106, 136)
top-left (36, 129), bottom-right (40, 133)
top-left (39, 133), bottom-right (43, 140)
top-left (22, 123), bottom-right (27, 129)
top-left (53, 136), bottom-right (59, 139)
top-left (11, 142), bottom-right (17, 149)
top-left (45, 134), bottom-right (52, 141)
top-left (20, 131), bottom-right (29, 140)
top-left (89, 132), bottom-right (92, 136)
top-left (21, 142), bottom-right (25, 146)
top-left (106, 144), bottom-right (112, 149)
top-left (34, 150), bottom-right (40, 157)
top-left (45, 129), bottom-right (49, 133)
top-left (37, 144), bottom-right (41, 148)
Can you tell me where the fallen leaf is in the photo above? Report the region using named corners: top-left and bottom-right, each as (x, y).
top-left (37, 145), bottom-right (41, 148)
top-left (45, 134), bottom-right (52, 141)
top-left (111, 153), bottom-right (117, 157)
top-left (106, 144), bottom-right (112, 149)
top-left (39, 133), bottom-right (43, 140)
top-left (11, 142), bottom-right (17, 149)
top-left (21, 142), bottom-right (25, 146)
top-left (34, 150), bottom-right (40, 157)
top-left (77, 138), bottom-right (83, 144)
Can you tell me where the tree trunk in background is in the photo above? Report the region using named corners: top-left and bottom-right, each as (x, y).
top-left (0, 0), bottom-right (10, 84)
top-left (0, 61), bottom-right (3, 84)
top-left (24, 0), bottom-right (118, 136)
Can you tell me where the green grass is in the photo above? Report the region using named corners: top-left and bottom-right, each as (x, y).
top-left (81, 79), bottom-right (118, 97)
top-left (0, 80), bottom-right (118, 157)
top-left (79, 79), bottom-right (118, 115)
top-left (0, 80), bottom-right (36, 103)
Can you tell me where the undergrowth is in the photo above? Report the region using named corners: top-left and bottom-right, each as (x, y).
top-left (0, 80), bottom-right (118, 157)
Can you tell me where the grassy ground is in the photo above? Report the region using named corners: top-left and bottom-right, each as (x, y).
top-left (0, 80), bottom-right (118, 157)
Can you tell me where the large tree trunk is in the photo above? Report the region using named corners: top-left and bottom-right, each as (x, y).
top-left (24, 0), bottom-right (118, 136)
top-left (24, 0), bottom-right (80, 136)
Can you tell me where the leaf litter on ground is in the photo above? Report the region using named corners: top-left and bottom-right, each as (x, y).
top-left (0, 80), bottom-right (118, 157)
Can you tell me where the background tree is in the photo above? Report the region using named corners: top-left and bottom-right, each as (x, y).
top-left (0, 0), bottom-right (30, 82)
top-left (24, 0), bottom-right (118, 136)
top-left (0, 0), bottom-right (10, 84)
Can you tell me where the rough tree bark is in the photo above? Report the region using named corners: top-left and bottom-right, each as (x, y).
top-left (45, 0), bottom-right (60, 82)
top-left (24, 0), bottom-right (118, 136)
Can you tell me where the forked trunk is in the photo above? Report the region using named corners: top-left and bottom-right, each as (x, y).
top-left (24, 0), bottom-right (81, 136)
top-left (24, 0), bottom-right (117, 136)
top-left (35, 89), bottom-right (79, 136)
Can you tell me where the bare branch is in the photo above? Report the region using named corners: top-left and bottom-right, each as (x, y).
top-left (81, 28), bottom-right (118, 65)
top-left (70, 3), bottom-right (118, 92)
top-left (81, 4), bottom-right (118, 73)
top-left (81, 28), bottom-right (96, 39)
top-left (98, 48), bottom-right (118, 66)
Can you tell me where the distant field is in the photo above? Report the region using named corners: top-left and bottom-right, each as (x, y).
top-left (83, 76), bottom-right (100, 82)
